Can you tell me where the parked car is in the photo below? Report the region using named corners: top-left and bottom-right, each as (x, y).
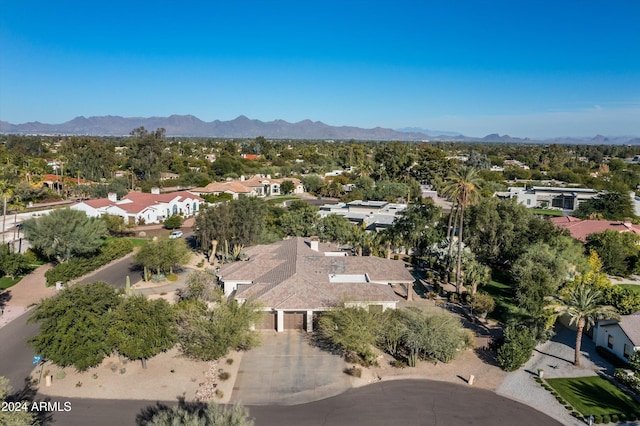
top-left (169, 230), bottom-right (183, 239)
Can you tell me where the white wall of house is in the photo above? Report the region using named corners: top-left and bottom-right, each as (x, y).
top-left (70, 203), bottom-right (101, 218)
top-left (594, 322), bottom-right (639, 361)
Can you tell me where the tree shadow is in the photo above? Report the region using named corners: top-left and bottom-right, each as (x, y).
top-left (136, 396), bottom-right (236, 425)
top-left (0, 290), bottom-right (11, 310)
top-left (5, 378), bottom-right (55, 425)
top-left (301, 330), bottom-right (344, 357)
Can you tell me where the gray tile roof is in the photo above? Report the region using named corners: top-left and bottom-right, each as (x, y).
top-left (218, 237), bottom-right (412, 310)
top-left (619, 311), bottom-right (640, 346)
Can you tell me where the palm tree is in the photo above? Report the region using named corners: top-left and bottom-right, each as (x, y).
top-left (547, 285), bottom-right (619, 366)
top-left (442, 167), bottom-right (483, 293)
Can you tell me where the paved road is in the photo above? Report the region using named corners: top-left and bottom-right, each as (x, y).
top-left (0, 311), bottom-right (39, 389)
top-left (77, 254), bottom-right (141, 289)
top-left (47, 380), bottom-right (561, 426)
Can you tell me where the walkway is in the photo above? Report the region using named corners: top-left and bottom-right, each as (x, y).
top-left (0, 264), bottom-right (56, 328)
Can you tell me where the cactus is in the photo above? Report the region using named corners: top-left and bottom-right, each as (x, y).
top-left (143, 266), bottom-right (151, 282)
top-left (232, 244), bottom-right (244, 260)
top-left (125, 275), bottom-right (132, 296)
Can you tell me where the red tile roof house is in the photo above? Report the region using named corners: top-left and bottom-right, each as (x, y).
top-left (217, 237), bottom-right (414, 332)
top-left (593, 311), bottom-right (640, 362)
top-left (549, 216), bottom-right (640, 242)
top-left (71, 190), bottom-right (204, 225)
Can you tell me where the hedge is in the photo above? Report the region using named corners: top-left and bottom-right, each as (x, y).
top-left (45, 239), bottom-right (133, 286)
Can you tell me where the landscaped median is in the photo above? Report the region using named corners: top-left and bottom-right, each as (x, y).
top-left (536, 375), bottom-right (640, 424)
top-left (44, 238), bottom-right (134, 286)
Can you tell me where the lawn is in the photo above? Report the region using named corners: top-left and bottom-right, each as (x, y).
top-left (619, 284), bottom-right (640, 294)
top-left (484, 270), bottom-right (518, 322)
top-left (546, 376), bottom-right (640, 417)
top-left (531, 208), bottom-right (563, 217)
top-left (0, 276), bottom-right (21, 290)
top-left (104, 236), bottom-right (149, 247)
top-left (267, 196), bottom-right (300, 204)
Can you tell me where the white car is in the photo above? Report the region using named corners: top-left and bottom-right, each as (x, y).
top-left (169, 230), bottom-right (183, 239)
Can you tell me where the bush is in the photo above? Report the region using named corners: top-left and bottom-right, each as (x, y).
top-left (593, 414), bottom-right (602, 424)
top-left (471, 292), bottom-right (495, 315)
top-left (601, 414), bottom-right (610, 424)
top-left (610, 414), bottom-right (619, 423)
top-left (390, 359), bottom-right (407, 368)
top-left (164, 215), bottom-right (182, 230)
top-left (55, 371), bottom-right (66, 380)
top-left (218, 371), bottom-right (230, 381)
top-left (344, 366), bottom-right (362, 378)
top-left (497, 325), bottom-right (536, 371)
top-left (45, 239), bottom-right (133, 285)
top-left (215, 389), bottom-right (224, 399)
top-left (167, 273), bottom-right (179, 282)
top-left (225, 358), bottom-right (234, 365)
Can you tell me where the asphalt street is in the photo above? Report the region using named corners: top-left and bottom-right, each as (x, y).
top-left (46, 380), bottom-right (562, 426)
top-left (77, 254), bottom-right (140, 288)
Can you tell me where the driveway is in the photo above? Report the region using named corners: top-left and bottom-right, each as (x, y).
top-left (230, 331), bottom-right (352, 405)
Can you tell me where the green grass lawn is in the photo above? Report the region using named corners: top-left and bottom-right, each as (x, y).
top-left (267, 196), bottom-right (300, 204)
top-left (546, 376), bottom-right (640, 416)
top-left (0, 276), bottom-right (21, 290)
top-left (484, 270), bottom-right (518, 322)
top-left (619, 284), bottom-right (640, 294)
top-left (531, 208), bottom-right (563, 217)
top-left (104, 236), bottom-right (149, 247)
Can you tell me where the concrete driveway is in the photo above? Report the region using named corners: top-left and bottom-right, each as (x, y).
top-left (230, 331), bottom-right (352, 406)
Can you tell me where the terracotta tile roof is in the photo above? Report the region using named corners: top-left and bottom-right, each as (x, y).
top-left (219, 237), bottom-right (410, 310)
top-left (619, 311), bottom-right (640, 346)
top-left (81, 198), bottom-right (114, 208)
top-left (550, 216), bottom-right (640, 242)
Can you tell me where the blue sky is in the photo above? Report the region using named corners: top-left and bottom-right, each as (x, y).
top-left (1, 0), bottom-right (638, 138)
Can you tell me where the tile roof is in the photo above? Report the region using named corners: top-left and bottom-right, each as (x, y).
top-left (192, 181), bottom-right (253, 194)
top-left (619, 311), bottom-right (640, 346)
top-left (550, 216), bottom-right (640, 242)
top-left (219, 237), bottom-right (411, 310)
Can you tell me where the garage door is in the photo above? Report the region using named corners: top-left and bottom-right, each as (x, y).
top-left (283, 312), bottom-right (305, 330)
top-left (257, 312), bottom-right (276, 330)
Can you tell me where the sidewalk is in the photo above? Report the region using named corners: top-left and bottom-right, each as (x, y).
top-left (0, 264), bottom-right (57, 328)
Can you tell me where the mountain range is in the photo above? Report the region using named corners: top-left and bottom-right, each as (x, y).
top-left (1, 115), bottom-right (638, 144)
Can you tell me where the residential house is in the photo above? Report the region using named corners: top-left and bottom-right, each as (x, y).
top-left (593, 311), bottom-right (640, 362)
top-left (550, 216), bottom-right (640, 242)
top-left (71, 189), bottom-right (203, 225)
top-left (218, 237), bottom-right (413, 332)
top-left (495, 186), bottom-right (598, 212)
top-left (318, 200), bottom-right (407, 232)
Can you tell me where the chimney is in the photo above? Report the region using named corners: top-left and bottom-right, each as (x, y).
top-left (107, 192), bottom-right (117, 202)
top-left (240, 175), bottom-right (245, 182)
top-left (309, 236), bottom-right (319, 252)
top-left (151, 187), bottom-right (160, 195)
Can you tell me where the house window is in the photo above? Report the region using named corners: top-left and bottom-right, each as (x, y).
top-left (608, 335), bottom-right (614, 349)
top-left (172, 205), bottom-right (178, 215)
top-left (624, 344), bottom-right (631, 359)
top-left (526, 199), bottom-right (531, 206)
top-left (193, 201), bottom-right (197, 211)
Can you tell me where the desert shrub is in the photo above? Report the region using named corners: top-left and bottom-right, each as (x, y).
top-left (120, 368), bottom-right (126, 374)
top-left (344, 367), bottom-right (362, 378)
top-left (390, 359), bottom-right (407, 368)
top-left (167, 273), bottom-right (179, 282)
top-left (226, 358), bottom-right (234, 365)
top-left (218, 371), bottom-right (230, 381)
top-left (164, 215), bottom-right (182, 230)
top-left (601, 414), bottom-right (610, 424)
top-left (55, 371), bottom-right (66, 380)
top-left (471, 292), bottom-right (495, 315)
top-left (215, 389), bottom-right (224, 399)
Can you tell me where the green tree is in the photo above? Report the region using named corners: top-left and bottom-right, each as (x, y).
top-left (497, 324), bottom-right (536, 371)
top-left (164, 214), bottom-right (182, 230)
top-left (127, 127), bottom-right (166, 181)
top-left (586, 230), bottom-right (640, 277)
top-left (134, 238), bottom-right (191, 277)
top-left (300, 174), bottom-right (325, 194)
top-left (318, 305), bottom-right (382, 366)
top-left (60, 137), bottom-right (117, 182)
top-left (279, 200), bottom-right (319, 237)
top-left (384, 200), bottom-right (442, 256)
top-left (177, 270), bottom-right (223, 303)
top-left (28, 281), bottom-right (120, 371)
top-left (176, 298), bottom-right (262, 361)
top-left (101, 213), bottom-right (130, 236)
top-left (442, 167), bottom-right (483, 293)
top-left (22, 208), bottom-right (107, 263)
top-left (0, 246), bottom-right (32, 279)
top-left (318, 214), bottom-right (354, 244)
top-left (109, 295), bottom-right (177, 368)
top-left (574, 191), bottom-right (635, 220)
top-left (547, 285), bottom-right (619, 366)
top-left (280, 180), bottom-right (295, 195)
top-left (138, 400), bottom-right (254, 426)
top-left (0, 376), bottom-right (38, 426)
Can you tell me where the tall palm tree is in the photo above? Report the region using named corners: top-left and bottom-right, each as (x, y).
top-left (547, 285), bottom-right (619, 366)
top-left (442, 166), bottom-right (483, 293)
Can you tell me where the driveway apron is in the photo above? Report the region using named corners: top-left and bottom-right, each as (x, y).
top-left (231, 331), bottom-right (351, 405)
